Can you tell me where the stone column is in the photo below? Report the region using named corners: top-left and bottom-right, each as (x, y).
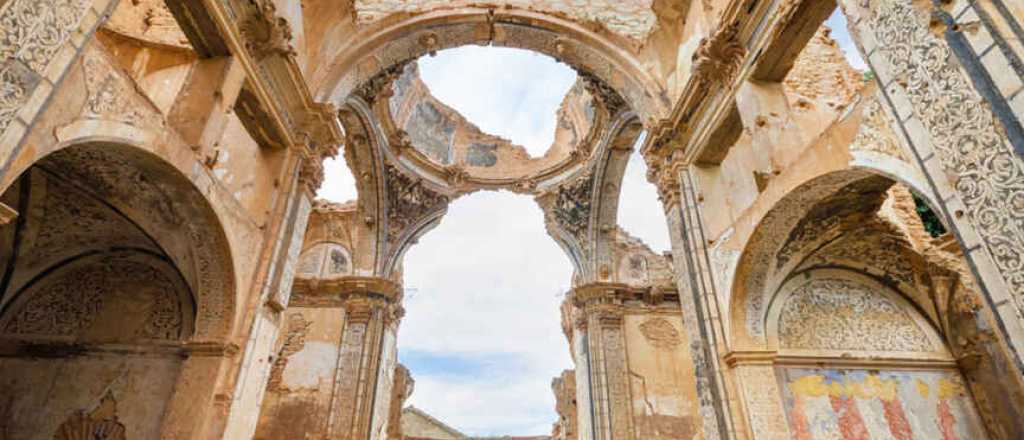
top-left (565, 283), bottom-right (706, 440)
top-left (325, 280), bottom-right (404, 440)
top-left (647, 165), bottom-right (736, 440)
top-left (222, 154), bottom-right (318, 439)
top-left (840, 0), bottom-right (1024, 372)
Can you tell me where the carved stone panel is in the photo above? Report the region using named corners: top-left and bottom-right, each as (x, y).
top-left (776, 277), bottom-right (934, 353)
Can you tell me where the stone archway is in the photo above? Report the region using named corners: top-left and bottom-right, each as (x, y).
top-left (726, 167), bottom-right (1024, 438)
top-left (0, 142), bottom-right (237, 439)
top-left (312, 7), bottom-right (671, 124)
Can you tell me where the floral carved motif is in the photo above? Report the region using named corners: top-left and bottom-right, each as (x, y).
top-left (4, 255), bottom-right (186, 340)
top-left (778, 277), bottom-right (933, 352)
top-left (384, 163), bottom-right (448, 244)
top-left (0, 0), bottom-right (90, 133)
top-left (691, 23), bottom-right (746, 87)
top-left (858, 0), bottom-right (1024, 314)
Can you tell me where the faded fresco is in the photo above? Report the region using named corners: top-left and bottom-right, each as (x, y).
top-left (406, 101), bottom-right (455, 165)
top-left (777, 368), bottom-right (988, 439)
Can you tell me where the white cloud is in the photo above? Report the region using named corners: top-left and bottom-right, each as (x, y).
top-left (400, 191), bottom-right (573, 436)
top-left (617, 134), bottom-right (672, 253)
top-left (418, 46), bottom-right (577, 157)
top-left (317, 157), bottom-right (358, 203)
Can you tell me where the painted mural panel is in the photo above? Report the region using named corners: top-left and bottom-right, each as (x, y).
top-left (405, 101), bottom-right (455, 165)
top-left (777, 368), bottom-right (987, 440)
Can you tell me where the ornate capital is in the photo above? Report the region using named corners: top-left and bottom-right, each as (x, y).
top-left (239, 1), bottom-right (296, 59)
top-left (692, 23), bottom-right (746, 87)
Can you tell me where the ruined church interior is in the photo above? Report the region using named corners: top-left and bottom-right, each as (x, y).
top-left (1, 0), bottom-right (1024, 438)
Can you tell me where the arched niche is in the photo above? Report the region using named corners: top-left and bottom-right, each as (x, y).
top-left (0, 142), bottom-right (236, 439)
top-left (728, 168), bottom-right (952, 349)
top-left (760, 269), bottom-right (989, 439)
top-left (297, 241), bottom-right (355, 279)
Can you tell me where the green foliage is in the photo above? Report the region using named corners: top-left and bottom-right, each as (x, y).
top-left (912, 192), bottom-right (947, 238)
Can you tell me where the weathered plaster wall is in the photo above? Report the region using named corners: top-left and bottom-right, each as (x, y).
top-left (254, 308), bottom-right (345, 439)
top-left (623, 314), bottom-right (701, 439)
top-left (0, 356), bottom-right (183, 440)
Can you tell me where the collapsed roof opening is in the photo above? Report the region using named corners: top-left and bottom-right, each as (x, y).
top-left (402, 46), bottom-right (584, 161)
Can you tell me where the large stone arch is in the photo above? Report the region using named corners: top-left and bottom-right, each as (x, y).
top-left (727, 166), bottom-right (947, 349)
top-left (312, 8), bottom-right (670, 123)
top-left (0, 141), bottom-right (237, 341)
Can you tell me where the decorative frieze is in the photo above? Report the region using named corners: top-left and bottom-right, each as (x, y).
top-left (551, 169), bottom-right (595, 248)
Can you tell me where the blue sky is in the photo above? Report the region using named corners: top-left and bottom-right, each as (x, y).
top-left (318, 9), bottom-right (866, 435)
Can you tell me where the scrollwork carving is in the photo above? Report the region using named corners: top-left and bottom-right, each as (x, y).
top-left (551, 169), bottom-right (595, 247)
top-left (777, 277), bottom-right (934, 352)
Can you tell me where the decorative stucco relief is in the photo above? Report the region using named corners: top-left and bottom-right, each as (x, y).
top-left (82, 44), bottom-right (163, 127)
top-left (849, 96), bottom-right (910, 162)
top-left (0, 0), bottom-right (92, 133)
top-left (54, 391), bottom-right (127, 440)
top-left (551, 169), bottom-right (594, 248)
top-left (384, 163), bottom-right (448, 244)
top-left (777, 277), bottom-right (934, 352)
top-left (353, 0), bottom-right (657, 42)
top-left (4, 254), bottom-right (188, 340)
top-left (859, 0), bottom-right (1024, 315)
top-left (639, 317), bottom-right (681, 348)
top-left (42, 145), bottom-right (233, 339)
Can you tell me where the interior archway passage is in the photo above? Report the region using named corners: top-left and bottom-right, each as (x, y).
top-left (0, 143), bottom-right (235, 440)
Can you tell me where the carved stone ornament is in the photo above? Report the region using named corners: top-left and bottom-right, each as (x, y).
top-left (850, 97), bottom-right (910, 161)
top-left (639, 317), bottom-right (682, 348)
top-left (239, 1), bottom-right (296, 59)
top-left (54, 392), bottom-right (126, 440)
top-left (442, 164), bottom-right (470, 187)
top-left (299, 153), bottom-right (326, 194)
top-left (778, 277), bottom-right (934, 352)
top-left (552, 169), bottom-right (595, 246)
top-left (384, 163), bottom-right (448, 243)
top-left (578, 71), bottom-right (628, 117)
top-left (354, 61), bottom-right (412, 105)
top-left (692, 23), bottom-right (746, 87)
